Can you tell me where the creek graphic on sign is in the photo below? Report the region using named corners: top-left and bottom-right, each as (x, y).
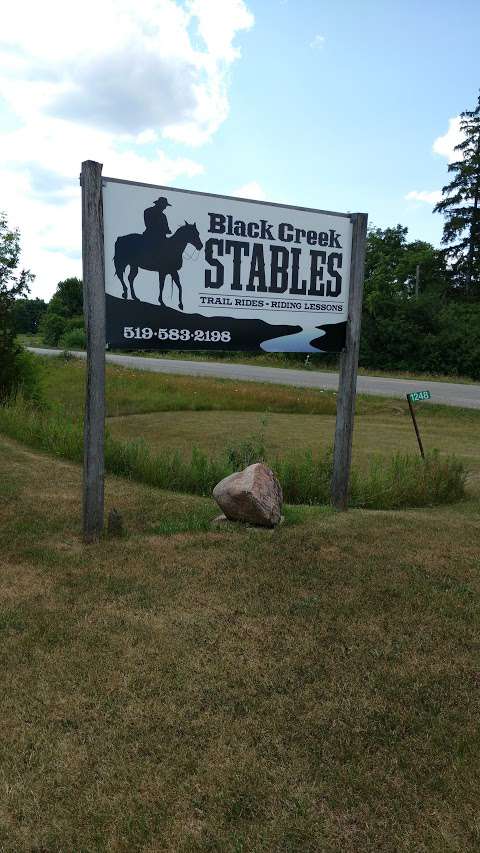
top-left (103, 178), bottom-right (353, 351)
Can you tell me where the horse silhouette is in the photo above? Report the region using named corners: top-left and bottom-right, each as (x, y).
top-left (113, 222), bottom-right (203, 310)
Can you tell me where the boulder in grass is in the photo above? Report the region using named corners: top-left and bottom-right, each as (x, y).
top-left (213, 463), bottom-right (283, 527)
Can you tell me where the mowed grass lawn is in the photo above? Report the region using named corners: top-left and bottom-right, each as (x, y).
top-left (1, 435), bottom-right (480, 852)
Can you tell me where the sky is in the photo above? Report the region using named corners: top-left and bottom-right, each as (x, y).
top-left (0, 0), bottom-right (479, 300)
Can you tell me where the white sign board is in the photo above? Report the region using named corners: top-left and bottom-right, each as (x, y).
top-left (103, 177), bottom-right (353, 352)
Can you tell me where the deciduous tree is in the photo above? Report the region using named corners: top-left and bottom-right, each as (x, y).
top-left (48, 277), bottom-right (83, 317)
top-left (0, 212), bottom-right (36, 403)
top-left (13, 297), bottom-right (47, 334)
top-left (364, 225), bottom-right (447, 312)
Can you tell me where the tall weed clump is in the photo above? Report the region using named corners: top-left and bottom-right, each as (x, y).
top-left (225, 429), bottom-right (267, 470)
top-left (0, 399), bottom-right (83, 460)
top-left (104, 437), bottom-right (229, 495)
top-left (275, 449), bottom-right (333, 504)
top-left (352, 450), bottom-right (467, 509)
top-left (6, 349), bottom-right (44, 406)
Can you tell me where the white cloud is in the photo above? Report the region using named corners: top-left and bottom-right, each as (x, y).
top-left (188, 0), bottom-right (254, 63)
top-left (0, 0), bottom-right (253, 145)
top-left (403, 114), bottom-right (467, 212)
top-left (433, 116), bottom-right (464, 163)
top-left (310, 34), bottom-right (325, 49)
top-left (232, 181), bottom-right (267, 201)
top-left (0, 118), bottom-right (205, 298)
top-left (0, 0), bottom-right (254, 298)
top-left (405, 189), bottom-right (443, 205)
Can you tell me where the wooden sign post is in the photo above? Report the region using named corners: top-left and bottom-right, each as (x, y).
top-left (81, 160), bottom-right (106, 542)
top-left (331, 212), bottom-right (368, 510)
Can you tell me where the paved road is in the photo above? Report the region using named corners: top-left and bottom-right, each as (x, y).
top-left (29, 348), bottom-right (480, 409)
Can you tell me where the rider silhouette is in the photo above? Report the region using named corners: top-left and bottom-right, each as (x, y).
top-left (143, 197), bottom-right (172, 253)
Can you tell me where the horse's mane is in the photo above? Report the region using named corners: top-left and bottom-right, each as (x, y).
top-left (171, 223), bottom-right (192, 238)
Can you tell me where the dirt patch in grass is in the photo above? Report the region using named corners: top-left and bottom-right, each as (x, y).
top-left (1, 436), bottom-right (480, 851)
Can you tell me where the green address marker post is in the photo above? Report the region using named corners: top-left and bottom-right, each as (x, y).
top-left (406, 390), bottom-right (431, 458)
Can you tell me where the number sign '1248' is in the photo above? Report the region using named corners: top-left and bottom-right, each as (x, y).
top-left (408, 390), bottom-right (431, 402)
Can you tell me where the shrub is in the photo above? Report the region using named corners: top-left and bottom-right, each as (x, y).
top-left (39, 312), bottom-right (68, 346)
top-left (59, 327), bottom-right (86, 350)
top-left (360, 296), bottom-right (480, 381)
top-left (0, 346), bottom-right (43, 406)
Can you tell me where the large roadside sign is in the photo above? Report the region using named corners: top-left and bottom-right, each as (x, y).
top-left (102, 177), bottom-right (354, 352)
top-left (81, 160), bottom-right (367, 540)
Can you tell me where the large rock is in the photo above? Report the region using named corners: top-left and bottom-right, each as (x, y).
top-left (213, 463), bottom-right (283, 527)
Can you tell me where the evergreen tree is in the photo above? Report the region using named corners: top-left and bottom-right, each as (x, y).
top-left (434, 92), bottom-right (480, 295)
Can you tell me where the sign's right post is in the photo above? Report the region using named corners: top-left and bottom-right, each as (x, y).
top-left (331, 212), bottom-right (368, 510)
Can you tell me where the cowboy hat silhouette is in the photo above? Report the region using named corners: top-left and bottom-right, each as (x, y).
top-left (153, 197), bottom-right (171, 208)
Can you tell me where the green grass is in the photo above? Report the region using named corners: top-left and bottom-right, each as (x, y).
top-left (39, 354), bottom-right (342, 417)
top-left (0, 436), bottom-right (479, 851)
top-left (0, 355), bottom-right (475, 510)
top-left (0, 397), bottom-right (468, 509)
top-left (50, 354), bottom-right (477, 504)
top-left (26, 355), bottom-right (480, 426)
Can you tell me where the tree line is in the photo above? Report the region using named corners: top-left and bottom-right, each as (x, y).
top-left (14, 277), bottom-right (85, 349)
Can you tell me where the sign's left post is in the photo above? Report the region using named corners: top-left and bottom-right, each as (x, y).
top-left (81, 160), bottom-right (105, 543)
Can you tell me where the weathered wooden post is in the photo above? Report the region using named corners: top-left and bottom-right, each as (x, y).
top-left (331, 212), bottom-right (368, 510)
top-left (81, 160), bottom-right (105, 542)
